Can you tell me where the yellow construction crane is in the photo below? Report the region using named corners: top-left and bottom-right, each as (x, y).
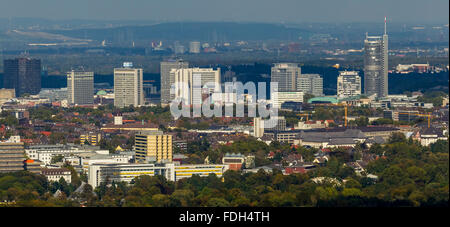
top-left (398, 112), bottom-right (432, 128)
top-left (296, 113), bottom-right (312, 121)
top-left (337, 103), bottom-right (349, 127)
top-left (297, 104), bottom-right (349, 126)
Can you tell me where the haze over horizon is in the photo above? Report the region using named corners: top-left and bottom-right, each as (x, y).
top-left (0, 0), bottom-right (448, 24)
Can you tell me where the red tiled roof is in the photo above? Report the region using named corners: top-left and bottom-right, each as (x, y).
top-left (41, 131), bottom-right (52, 136)
top-left (21, 139), bottom-right (33, 143)
top-left (102, 122), bottom-right (159, 129)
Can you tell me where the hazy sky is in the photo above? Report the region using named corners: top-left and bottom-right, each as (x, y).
top-left (0, 0), bottom-right (448, 23)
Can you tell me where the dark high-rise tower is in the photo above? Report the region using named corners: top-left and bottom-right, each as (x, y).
top-left (67, 70), bottom-right (94, 105)
top-left (364, 18), bottom-right (388, 98)
top-left (160, 59), bottom-right (189, 104)
top-left (3, 58), bottom-right (41, 97)
top-left (271, 63), bottom-right (301, 92)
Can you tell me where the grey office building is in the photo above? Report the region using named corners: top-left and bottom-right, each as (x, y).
top-left (189, 41), bottom-right (201, 54)
top-left (297, 74), bottom-right (323, 96)
top-left (364, 20), bottom-right (388, 98)
top-left (3, 58), bottom-right (41, 97)
top-left (67, 70), bottom-right (94, 105)
top-left (271, 63), bottom-right (301, 92)
top-left (160, 60), bottom-right (189, 104)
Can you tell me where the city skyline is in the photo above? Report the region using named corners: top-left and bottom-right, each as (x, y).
top-left (0, 0), bottom-right (447, 212)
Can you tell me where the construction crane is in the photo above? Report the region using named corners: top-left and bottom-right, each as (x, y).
top-left (398, 112), bottom-right (432, 128)
top-left (297, 113), bottom-right (312, 121)
top-left (336, 103), bottom-right (349, 127)
top-left (297, 104), bottom-right (349, 127)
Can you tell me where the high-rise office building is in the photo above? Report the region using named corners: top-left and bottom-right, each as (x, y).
top-left (171, 67), bottom-right (221, 105)
top-left (160, 60), bottom-right (189, 104)
top-left (364, 18), bottom-right (389, 98)
top-left (253, 117), bottom-right (264, 138)
top-left (271, 63), bottom-right (301, 92)
top-left (337, 71), bottom-right (361, 98)
top-left (174, 41), bottom-right (185, 54)
top-left (222, 68), bottom-right (236, 83)
top-left (297, 74), bottom-right (323, 96)
top-left (3, 58), bottom-right (41, 97)
top-left (266, 116), bottom-right (286, 132)
top-left (189, 41), bottom-right (201, 54)
top-left (67, 70), bottom-right (94, 105)
top-left (135, 131), bottom-right (173, 163)
top-left (114, 62), bottom-right (144, 108)
top-left (0, 136), bottom-right (25, 173)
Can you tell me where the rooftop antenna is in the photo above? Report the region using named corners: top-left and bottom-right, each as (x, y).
top-left (384, 16), bottom-right (387, 35)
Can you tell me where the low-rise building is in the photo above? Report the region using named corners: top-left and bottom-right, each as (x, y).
top-left (174, 164), bottom-right (229, 181)
top-left (264, 130), bottom-right (300, 144)
top-left (414, 127), bottom-right (447, 146)
top-left (41, 168), bottom-right (72, 183)
top-left (25, 144), bottom-right (93, 165)
top-left (295, 120), bottom-right (327, 130)
top-left (88, 162), bottom-right (229, 188)
top-left (222, 153), bottom-right (245, 171)
top-left (23, 159), bottom-right (43, 174)
top-left (345, 162), bottom-right (366, 176)
top-left (80, 133), bottom-right (102, 146)
top-left (88, 163), bottom-right (174, 188)
top-left (359, 126), bottom-right (400, 140)
top-left (280, 101), bottom-right (303, 111)
top-left (80, 153), bottom-right (131, 174)
top-left (296, 129), bottom-right (367, 148)
top-left (101, 122), bottom-right (159, 132)
top-left (284, 163), bottom-right (316, 174)
top-left (271, 91), bottom-right (304, 109)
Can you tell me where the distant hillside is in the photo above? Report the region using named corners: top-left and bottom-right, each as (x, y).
top-left (43, 22), bottom-right (312, 42)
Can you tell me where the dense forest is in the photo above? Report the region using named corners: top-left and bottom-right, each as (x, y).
top-left (1, 134), bottom-right (448, 207)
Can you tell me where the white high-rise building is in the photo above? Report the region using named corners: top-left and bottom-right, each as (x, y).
top-left (67, 70), bottom-right (94, 105)
top-left (337, 71), bottom-right (361, 98)
top-left (114, 62), bottom-right (144, 108)
top-left (189, 41), bottom-right (201, 54)
top-left (254, 117), bottom-right (264, 138)
top-left (174, 41), bottom-right (185, 54)
top-left (171, 67), bottom-right (221, 105)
